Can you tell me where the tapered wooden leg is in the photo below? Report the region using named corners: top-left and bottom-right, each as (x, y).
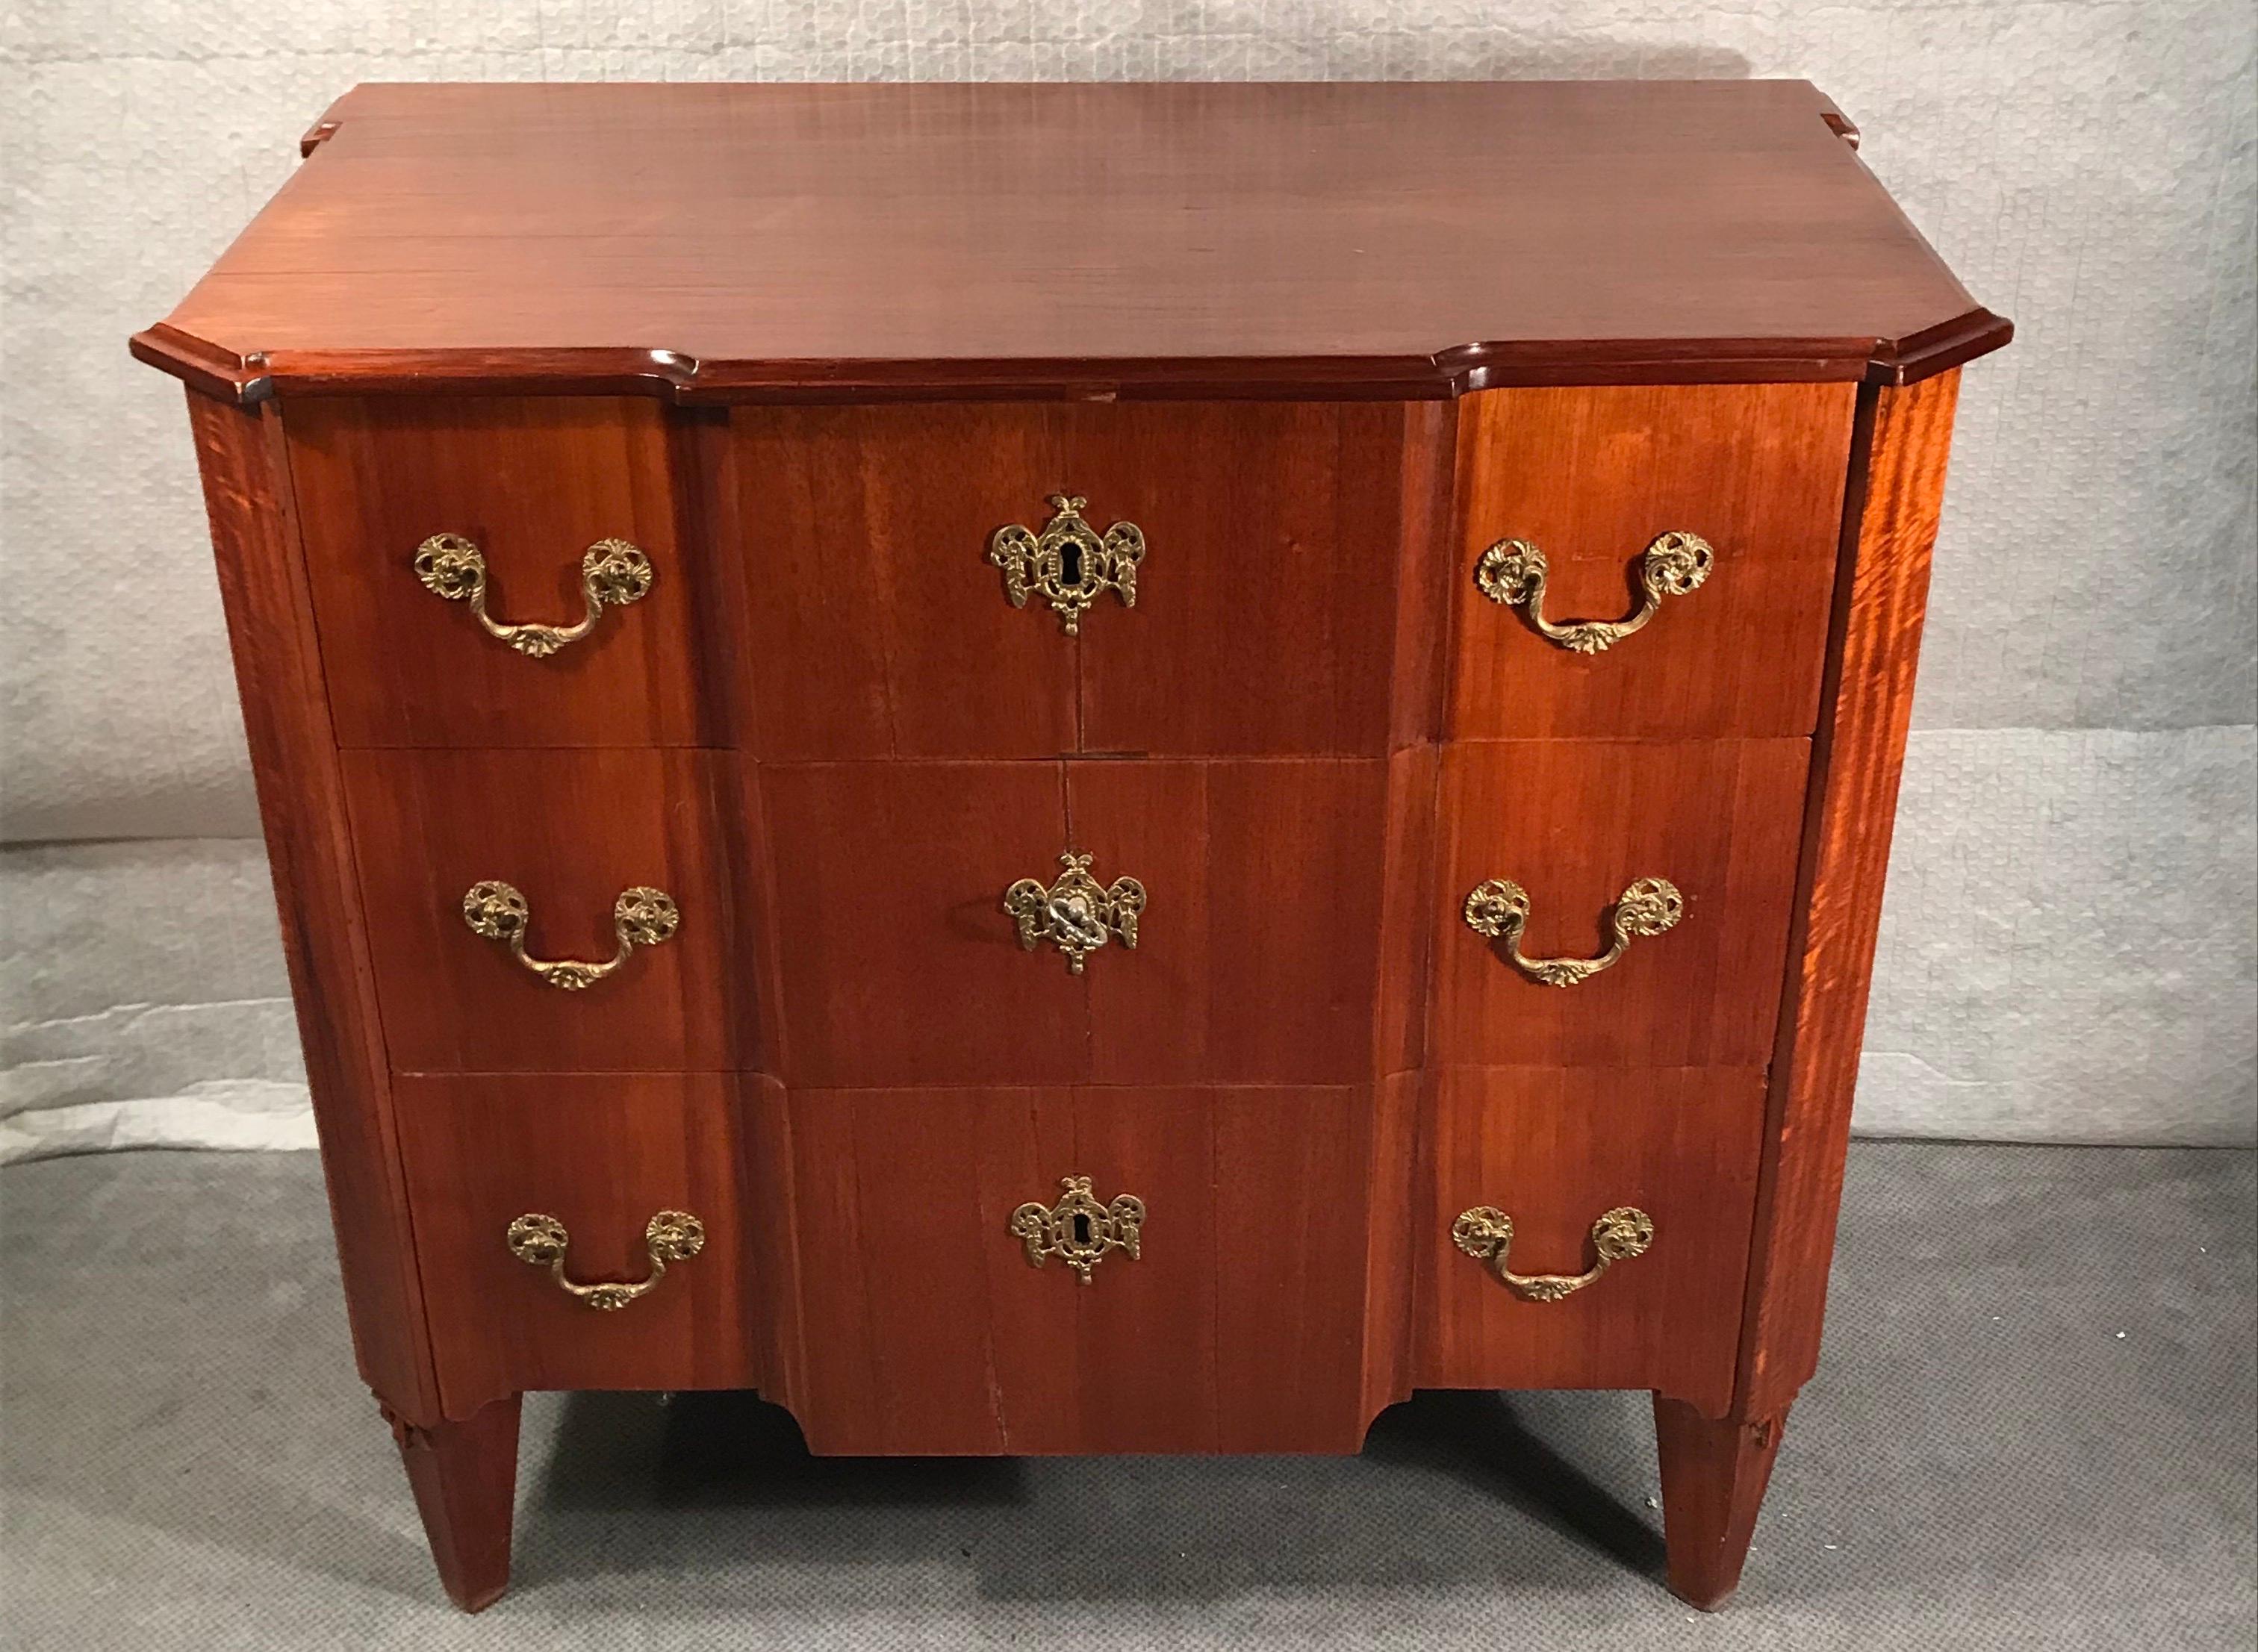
top-left (383, 1394), bottom-right (522, 1612)
top-left (1652, 1394), bottom-right (1788, 1610)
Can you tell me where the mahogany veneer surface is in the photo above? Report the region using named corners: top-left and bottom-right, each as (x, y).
top-left (1451, 382), bottom-right (1857, 740)
top-left (134, 81), bottom-right (2005, 402)
top-left (146, 78), bottom-right (2007, 1615)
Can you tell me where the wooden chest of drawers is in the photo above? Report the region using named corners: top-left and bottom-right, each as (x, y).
top-left (136, 79), bottom-right (2008, 1612)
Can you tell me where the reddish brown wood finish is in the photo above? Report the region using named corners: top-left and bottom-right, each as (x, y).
top-left (1451, 383), bottom-right (1856, 739)
top-left (1069, 760), bottom-right (1391, 1083)
top-left (149, 82), bottom-right (2006, 1618)
top-left (286, 397), bottom-right (727, 747)
top-left (185, 392), bottom-right (441, 1423)
top-left (730, 401), bottom-right (1421, 758)
top-left (755, 761), bottom-right (1082, 1086)
top-left (387, 1394), bottom-right (521, 1612)
top-left (1416, 1067), bottom-right (1765, 1417)
top-left (1431, 739), bottom-right (1811, 1067)
top-left (759, 1085), bottom-right (1372, 1455)
top-left (730, 406), bottom-right (1079, 758)
top-left (133, 82), bottom-right (2006, 402)
top-left (757, 758), bottom-right (1401, 1087)
top-left (1653, 1396), bottom-right (1790, 1609)
top-left (340, 748), bottom-right (750, 1073)
top-left (1738, 371), bottom-right (1964, 1417)
top-left (393, 1073), bottom-right (759, 1418)
top-left (1067, 402), bottom-right (1412, 755)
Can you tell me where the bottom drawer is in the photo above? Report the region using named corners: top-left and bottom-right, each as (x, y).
top-left (1415, 1067), bottom-right (1764, 1416)
top-left (749, 1084), bottom-right (1375, 1455)
top-left (395, 1073), bottom-right (759, 1418)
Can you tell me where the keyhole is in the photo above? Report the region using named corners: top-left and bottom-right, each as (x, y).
top-left (1072, 1212), bottom-right (1092, 1245)
top-left (1059, 540), bottom-right (1084, 587)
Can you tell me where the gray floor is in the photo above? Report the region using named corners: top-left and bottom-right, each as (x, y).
top-left (2, 1143), bottom-right (2252, 1651)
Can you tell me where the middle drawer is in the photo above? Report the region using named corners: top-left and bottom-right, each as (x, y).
top-left (761, 758), bottom-right (1391, 1088)
top-left (342, 747), bottom-right (754, 1073)
top-left (340, 749), bottom-right (1389, 1086)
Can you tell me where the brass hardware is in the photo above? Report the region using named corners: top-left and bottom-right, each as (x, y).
top-left (988, 494), bottom-right (1145, 635)
top-left (1463, 876), bottom-right (1682, 987)
top-left (1010, 1176), bottom-right (1145, 1282)
top-left (1452, 1206), bottom-right (1655, 1301)
top-left (1473, 532), bottom-right (1713, 653)
top-left (461, 880), bottom-right (679, 990)
top-left (505, 1209), bottom-right (705, 1310)
top-left (1005, 853), bottom-right (1145, 975)
top-left (414, 532), bottom-right (653, 657)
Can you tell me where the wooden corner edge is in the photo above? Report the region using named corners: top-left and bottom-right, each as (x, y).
top-left (1866, 309), bottom-right (2014, 386)
top-left (1809, 90), bottom-right (1860, 149)
top-left (129, 322), bottom-right (272, 405)
top-left (299, 90), bottom-right (355, 157)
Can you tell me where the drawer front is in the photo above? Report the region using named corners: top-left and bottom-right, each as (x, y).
top-left (758, 761), bottom-right (1088, 1088)
top-left (395, 1073), bottom-right (758, 1420)
top-left (1416, 1067), bottom-right (1764, 1416)
top-left (343, 748), bottom-right (749, 1073)
top-left (753, 1084), bottom-right (1372, 1454)
top-left (759, 759), bottom-right (1390, 1088)
top-left (287, 397), bottom-right (727, 748)
top-left (1451, 382), bottom-right (1856, 740)
top-left (733, 402), bottom-right (1414, 759)
top-left (1067, 758), bottom-right (1389, 1084)
top-left (1432, 739), bottom-right (1809, 1067)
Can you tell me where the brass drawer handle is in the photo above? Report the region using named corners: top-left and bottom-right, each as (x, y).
top-left (506, 1210), bottom-right (704, 1311)
top-left (414, 532), bottom-right (653, 657)
top-left (461, 880), bottom-right (679, 991)
top-left (1452, 1206), bottom-right (1654, 1302)
top-left (1474, 532), bottom-right (1713, 653)
top-left (989, 493), bottom-right (1145, 635)
top-left (1010, 1176), bottom-right (1145, 1282)
top-left (1005, 853), bottom-right (1145, 975)
top-left (1463, 876), bottom-right (1681, 986)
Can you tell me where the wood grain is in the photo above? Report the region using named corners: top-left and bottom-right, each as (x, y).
top-left (766, 1085), bottom-right (1370, 1455)
top-left (1070, 402), bottom-right (1411, 755)
top-left (135, 81), bottom-right (2006, 401)
top-left (1451, 383), bottom-right (1856, 740)
top-left (286, 396), bottom-right (729, 747)
top-left (385, 1394), bottom-right (521, 1612)
top-left (1068, 759), bottom-right (1391, 1084)
top-left (1653, 1397), bottom-right (1789, 1610)
top-left (393, 1073), bottom-right (759, 1419)
top-left (1415, 1067), bottom-right (1766, 1418)
top-left (730, 405), bottom-right (1078, 758)
top-left (185, 391), bottom-right (440, 1422)
top-left (756, 761), bottom-right (1083, 1086)
top-left (1737, 371), bottom-right (1963, 1418)
top-left (1431, 739), bottom-right (1811, 1067)
top-left (340, 747), bottom-right (750, 1073)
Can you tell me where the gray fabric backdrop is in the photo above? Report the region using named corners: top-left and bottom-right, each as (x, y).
top-left (2, 1), bottom-right (2252, 1156)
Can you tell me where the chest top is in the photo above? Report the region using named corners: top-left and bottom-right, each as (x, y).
top-left (133, 79), bottom-right (2006, 404)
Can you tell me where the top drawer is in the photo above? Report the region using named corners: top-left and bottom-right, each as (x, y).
top-left (732, 401), bottom-right (1433, 759)
top-left (1450, 382), bottom-right (1857, 740)
top-left (286, 397), bottom-right (730, 748)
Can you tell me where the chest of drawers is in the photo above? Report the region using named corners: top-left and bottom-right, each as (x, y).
top-left (137, 79), bottom-right (2008, 1613)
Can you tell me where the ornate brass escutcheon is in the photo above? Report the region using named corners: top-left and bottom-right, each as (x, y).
top-left (506, 1209), bottom-right (705, 1310)
top-left (1005, 853), bottom-right (1145, 975)
top-left (1452, 1205), bottom-right (1655, 1302)
top-left (1010, 1176), bottom-right (1145, 1283)
top-left (461, 879), bottom-right (679, 990)
top-left (988, 493), bottom-right (1146, 635)
top-left (1473, 531), bottom-right (1713, 653)
top-left (414, 532), bottom-right (653, 657)
top-left (1463, 876), bottom-right (1682, 986)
